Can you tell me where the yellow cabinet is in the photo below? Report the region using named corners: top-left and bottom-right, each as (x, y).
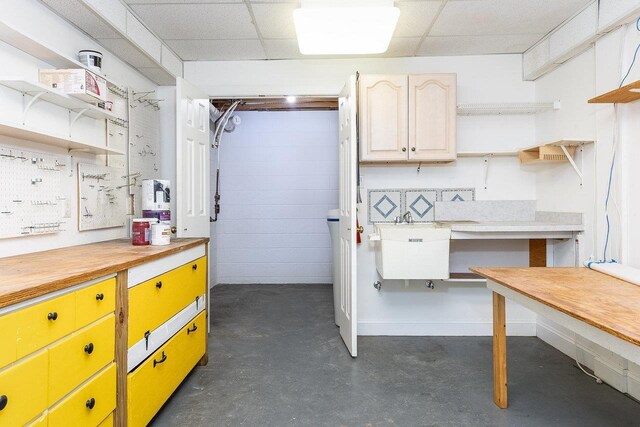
top-left (48, 363), bottom-right (116, 427)
top-left (98, 411), bottom-right (114, 426)
top-left (48, 314), bottom-right (115, 405)
top-left (0, 350), bottom-right (49, 426)
top-left (26, 412), bottom-right (47, 426)
top-left (127, 311), bottom-right (207, 427)
top-left (75, 278), bottom-right (116, 329)
top-left (128, 257), bottom-right (207, 347)
top-left (0, 311), bottom-right (18, 370)
top-left (16, 291), bottom-right (76, 359)
top-left (358, 73), bottom-right (457, 163)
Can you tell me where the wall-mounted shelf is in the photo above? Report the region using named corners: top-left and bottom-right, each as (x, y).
top-left (457, 102), bottom-right (560, 116)
top-left (519, 139), bottom-right (594, 187)
top-left (0, 79), bottom-right (118, 121)
top-left (0, 120), bottom-right (124, 155)
top-left (457, 151), bottom-right (518, 158)
top-left (588, 80), bottom-right (640, 104)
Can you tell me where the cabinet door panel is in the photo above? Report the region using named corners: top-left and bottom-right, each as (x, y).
top-left (359, 75), bottom-right (408, 161)
top-left (409, 74), bottom-right (457, 161)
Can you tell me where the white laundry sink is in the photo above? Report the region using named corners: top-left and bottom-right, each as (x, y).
top-left (371, 223), bottom-right (451, 280)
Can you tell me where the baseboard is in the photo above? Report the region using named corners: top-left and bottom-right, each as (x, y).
top-left (357, 320), bottom-right (536, 336)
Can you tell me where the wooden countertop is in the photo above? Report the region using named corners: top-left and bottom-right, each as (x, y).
top-left (0, 238), bottom-right (209, 309)
top-left (471, 267), bottom-right (640, 347)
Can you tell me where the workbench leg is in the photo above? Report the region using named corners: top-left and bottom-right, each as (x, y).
top-left (493, 292), bottom-right (508, 409)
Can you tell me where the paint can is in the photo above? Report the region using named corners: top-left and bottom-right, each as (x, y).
top-left (143, 209), bottom-right (171, 223)
top-left (142, 179), bottom-right (170, 211)
top-left (132, 218), bottom-right (157, 246)
top-left (78, 50), bottom-right (103, 74)
top-left (150, 223), bottom-right (171, 246)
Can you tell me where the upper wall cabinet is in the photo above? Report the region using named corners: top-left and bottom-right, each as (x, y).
top-left (359, 74), bottom-right (457, 163)
top-left (358, 75), bottom-right (408, 162)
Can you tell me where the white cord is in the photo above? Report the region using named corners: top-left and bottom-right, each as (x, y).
top-left (575, 359), bottom-right (603, 384)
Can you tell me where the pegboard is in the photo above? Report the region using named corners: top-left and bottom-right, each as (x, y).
top-left (0, 144), bottom-right (69, 239)
top-left (127, 89), bottom-right (162, 217)
top-left (78, 162), bottom-right (127, 231)
top-left (106, 83), bottom-right (129, 169)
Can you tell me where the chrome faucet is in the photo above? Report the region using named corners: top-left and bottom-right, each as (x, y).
top-left (403, 211), bottom-right (414, 224)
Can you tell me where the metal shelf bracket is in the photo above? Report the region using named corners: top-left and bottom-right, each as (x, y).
top-left (560, 145), bottom-right (584, 187)
top-left (69, 108), bottom-right (89, 136)
top-left (22, 91), bottom-right (46, 124)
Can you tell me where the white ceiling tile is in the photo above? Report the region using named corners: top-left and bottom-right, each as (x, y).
top-left (417, 34), bottom-right (544, 56)
top-left (40, 0), bottom-right (122, 39)
top-left (378, 37), bottom-right (422, 57)
top-left (393, 1), bottom-right (443, 37)
top-left (251, 3), bottom-right (298, 39)
top-left (262, 39), bottom-right (303, 60)
top-left (431, 0), bottom-right (593, 36)
top-left (165, 39), bottom-right (266, 60)
top-left (98, 38), bottom-right (160, 68)
top-left (129, 4), bottom-right (258, 39)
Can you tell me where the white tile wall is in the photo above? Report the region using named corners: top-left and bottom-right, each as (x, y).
top-left (213, 110), bottom-right (339, 284)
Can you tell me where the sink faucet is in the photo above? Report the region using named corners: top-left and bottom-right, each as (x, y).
top-left (402, 211), bottom-right (414, 224)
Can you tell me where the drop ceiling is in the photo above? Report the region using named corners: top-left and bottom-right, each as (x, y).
top-left (121, 0), bottom-right (594, 61)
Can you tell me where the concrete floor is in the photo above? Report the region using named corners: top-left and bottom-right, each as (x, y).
top-left (152, 284), bottom-right (640, 426)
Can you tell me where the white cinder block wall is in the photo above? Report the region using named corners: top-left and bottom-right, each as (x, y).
top-left (212, 111), bottom-right (339, 284)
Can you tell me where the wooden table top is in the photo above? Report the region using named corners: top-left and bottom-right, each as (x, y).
top-left (471, 267), bottom-right (640, 347)
top-left (0, 238), bottom-right (209, 309)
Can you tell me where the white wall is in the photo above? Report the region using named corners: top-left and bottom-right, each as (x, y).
top-left (213, 111), bottom-right (339, 284)
top-left (187, 54), bottom-right (539, 335)
top-left (0, 0), bottom-right (156, 258)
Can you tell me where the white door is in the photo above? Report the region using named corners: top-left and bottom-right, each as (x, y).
top-left (338, 76), bottom-right (358, 357)
top-left (176, 77), bottom-right (210, 237)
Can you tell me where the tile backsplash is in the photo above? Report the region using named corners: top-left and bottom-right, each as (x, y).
top-left (368, 188), bottom-right (475, 223)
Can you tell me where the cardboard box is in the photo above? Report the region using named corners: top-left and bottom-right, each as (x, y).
top-left (39, 69), bottom-right (107, 103)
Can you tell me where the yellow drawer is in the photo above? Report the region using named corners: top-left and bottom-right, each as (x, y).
top-left (76, 278), bottom-right (116, 329)
top-left (127, 311), bottom-right (207, 427)
top-left (0, 311), bottom-right (18, 370)
top-left (26, 412), bottom-right (47, 426)
top-left (128, 256), bottom-right (206, 347)
top-left (0, 350), bottom-right (49, 426)
top-left (48, 363), bottom-right (116, 427)
top-left (48, 314), bottom-right (115, 406)
top-left (98, 412), bottom-right (114, 427)
top-left (16, 292), bottom-right (76, 359)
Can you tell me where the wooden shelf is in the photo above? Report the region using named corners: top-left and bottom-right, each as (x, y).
top-left (588, 80), bottom-right (640, 104)
top-left (519, 139), bottom-right (592, 165)
top-left (0, 79), bottom-right (118, 120)
top-left (0, 121), bottom-right (124, 155)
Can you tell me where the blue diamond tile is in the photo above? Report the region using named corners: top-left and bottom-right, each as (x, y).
top-left (409, 195), bottom-right (434, 218)
top-left (373, 195), bottom-right (398, 218)
top-left (451, 194), bottom-right (464, 202)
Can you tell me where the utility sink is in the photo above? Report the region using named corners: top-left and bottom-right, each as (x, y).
top-left (370, 223), bottom-right (451, 280)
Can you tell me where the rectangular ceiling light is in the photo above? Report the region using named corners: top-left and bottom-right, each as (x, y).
top-left (293, 0), bottom-right (400, 55)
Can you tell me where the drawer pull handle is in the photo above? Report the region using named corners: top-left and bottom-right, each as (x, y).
top-left (95, 293), bottom-right (104, 301)
top-left (84, 343), bottom-right (94, 354)
top-left (153, 351), bottom-right (167, 368)
top-left (0, 395), bottom-right (7, 411)
top-left (192, 264), bottom-right (198, 271)
top-left (47, 312), bottom-right (58, 321)
top-left (187, 323), bottom-right (198, 335)
top-left (156, 281), bottom-right (163, 289)
top-left (85, 398), bottom-right (96, 410)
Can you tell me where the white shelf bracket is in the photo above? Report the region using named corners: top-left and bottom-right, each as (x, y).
top-left (483, 154), bottom-right (492, 190)
top-left (560, 145), bottom-right (583, 187)
top-left (22, 91), bottom-right (46, 124)
top-left (69, 108), bottom-right (89, 136)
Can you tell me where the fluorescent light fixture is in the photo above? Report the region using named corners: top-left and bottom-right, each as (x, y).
top-left (293, 0), bottom-right (400, 55)
top-left (286, 96), bottom-right (297, 103)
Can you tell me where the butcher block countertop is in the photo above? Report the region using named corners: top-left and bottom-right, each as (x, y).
top-left (471, 267), bottom-right (640, 347)
top-left (0, 238), bottom-right (209, 309)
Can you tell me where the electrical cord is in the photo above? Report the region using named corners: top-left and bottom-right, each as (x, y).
top-left (576, 359), bottom-right (603, 384)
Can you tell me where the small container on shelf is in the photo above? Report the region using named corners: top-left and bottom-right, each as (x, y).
top-left (132, 218), bottom-right (158, 246)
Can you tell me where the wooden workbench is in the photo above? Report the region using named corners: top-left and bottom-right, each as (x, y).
top-left (0, 238), bottom-right (209, 309)
top-left (471, 267), bottom-right (640, 409)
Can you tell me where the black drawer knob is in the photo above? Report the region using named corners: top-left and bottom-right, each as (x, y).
top-left (153, 351), bottom-right (167, 368)
top-left (84, 343), bottom-right (94, 354)
top-left (0, 395), bottom-right (7, 411)
top-left (156, 281), bottom-right (163, 289)
top-left (47, 312), bottom-right (58, 321)
top-left (85, 397), bottom-right (95, 410)
top-left (187, 323), bottom-right (198, 335)
top-left (95, 293), bottom-right (104, 301)
top-left (192, 264), bottom-right (198, 271)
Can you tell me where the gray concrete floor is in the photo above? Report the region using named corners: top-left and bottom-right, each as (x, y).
top-left (152, 284), bottom-right (640, 426)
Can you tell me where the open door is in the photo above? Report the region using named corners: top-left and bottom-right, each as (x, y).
top-left (338, 76), bottom-right (358, 357)
top-left (176, 77), bottom-right (210, 238)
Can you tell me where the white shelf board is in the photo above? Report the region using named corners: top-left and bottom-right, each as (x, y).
top-left (520, 139), bottom-right (595, 152)
top-left (457, 102), bottom-right (558, 116)
top-left (0, 120), bottom-right (125, 155)
top-left (457, 151), bottom-right (518, 158)
top-left (0, 79), bottom-right (118, 120)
